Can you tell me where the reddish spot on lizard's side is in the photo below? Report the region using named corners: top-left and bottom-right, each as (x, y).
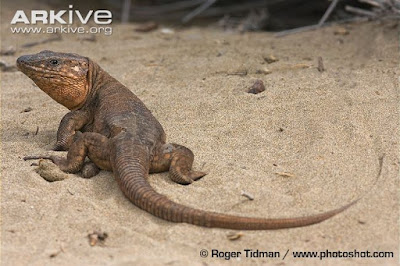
top-left (17, 50), bottom-right (358, 230)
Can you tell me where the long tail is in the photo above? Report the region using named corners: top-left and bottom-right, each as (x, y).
top-left (110, 139), bottom-right (358, 230)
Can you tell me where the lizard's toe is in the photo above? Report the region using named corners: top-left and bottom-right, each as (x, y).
top-left (169, 169), bottom-right (207, 185)
top-left (189, 171), bottom-right (207, 181)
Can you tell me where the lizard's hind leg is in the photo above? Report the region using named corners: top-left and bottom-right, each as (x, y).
top-left (150, 143), bottom-right (206, 185)
top-left (50, 132), bottom-right (111, 175)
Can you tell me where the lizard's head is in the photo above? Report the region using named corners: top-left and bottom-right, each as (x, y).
top-left (17, 50), bottom-right (91, 110)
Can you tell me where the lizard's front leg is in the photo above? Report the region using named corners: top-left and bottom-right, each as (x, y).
top-left (150, 143), bottom-right (206, 185)
top-left (54, 110), bottom-right (91, 151)
top-left (51, 132), bottom-right (111, 175)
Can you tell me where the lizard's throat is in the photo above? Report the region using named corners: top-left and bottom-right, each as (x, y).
top-left (35, 79), bottom-right (90, 110)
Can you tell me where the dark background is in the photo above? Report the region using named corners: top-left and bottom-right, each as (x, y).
top-left (42, 0), bottom-right (374, 31)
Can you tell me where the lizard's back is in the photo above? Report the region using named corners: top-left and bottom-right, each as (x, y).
top-left (89, 68), bottom-right (166, 151)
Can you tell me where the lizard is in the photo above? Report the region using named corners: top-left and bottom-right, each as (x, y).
top-left (17, 50), bottom-right (358, 230)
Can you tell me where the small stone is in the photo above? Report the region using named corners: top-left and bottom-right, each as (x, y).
top-left (263, 55), bottom-right (279, 64)
top-left (317, 57), bottom-right (325, 72)
top-left (21, 107), bottom-right (33, 113)
top-left (247, 79), bottom-right (265, 94)
top-left (334, 27), bottom-right (349, 35)
top-left (88, 231), bottom-right (108, 246)
top-left (36, 160), bottom-right (71, 182)
top-left (227, 232), bottom-right (244, 241)
top-left (160, 28), bottom-right (174, 34)
top-left (256, 68), bottom-right (272, 75)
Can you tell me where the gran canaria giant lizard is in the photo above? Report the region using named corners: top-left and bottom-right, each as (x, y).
top-left (17, 50), bottom-right (357, 230)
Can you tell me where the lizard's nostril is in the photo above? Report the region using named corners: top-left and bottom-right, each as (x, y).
top-left (16, 55), bottom-right (31, 70)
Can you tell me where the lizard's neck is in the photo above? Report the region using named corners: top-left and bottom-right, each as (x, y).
top-left (79, 59), bottom-right (113, 110)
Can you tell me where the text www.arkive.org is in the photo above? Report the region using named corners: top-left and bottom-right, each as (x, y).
top-left (10, 26), bottom-right (112, 36)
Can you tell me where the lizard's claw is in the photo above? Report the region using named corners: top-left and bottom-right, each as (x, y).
top-left (23, 155), bottom-right (64, 166)
top-left (24, 154), bottom-right (72, 173)
top-left (23, 155), bottom-right (53, 161)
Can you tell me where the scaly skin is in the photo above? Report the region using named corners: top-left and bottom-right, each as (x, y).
top-left (17, 50), bottom-right (358, 230)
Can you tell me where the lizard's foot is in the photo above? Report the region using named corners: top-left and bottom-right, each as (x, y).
top-left (27, 132), bottom-right (110, 176)
top-left (170, 167), bottom-right (207, 185)
top-left (150, 143), bottom-right (207, 185)
top-left (24, 156), bottom-right (73, 181)
top-left (24, 154), bottom-right (80, 173)
top-left (53, 132), bottom-right (110, 174)
top-left (82, 162), bottom-right (100, 178)
top-left (169, 144), bottom-right (207, 185)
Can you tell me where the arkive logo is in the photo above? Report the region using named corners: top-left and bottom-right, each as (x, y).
top-left (11, 5), bottom-right (112, 25)
top-left (10, 5), bottom-right (113, 36)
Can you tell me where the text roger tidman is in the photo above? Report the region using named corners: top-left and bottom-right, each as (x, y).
top-left (212, 249), bottom-right (280, 260)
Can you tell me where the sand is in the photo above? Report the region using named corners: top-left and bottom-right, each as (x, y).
top-left (1, 1), bottom-right (399, 265)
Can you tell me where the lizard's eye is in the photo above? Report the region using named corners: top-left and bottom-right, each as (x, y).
top-left (50, 59), bottom-right (59, 65)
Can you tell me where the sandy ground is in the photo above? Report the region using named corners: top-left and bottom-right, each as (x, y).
top-left (1, 1), bottom-right (399, 265)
